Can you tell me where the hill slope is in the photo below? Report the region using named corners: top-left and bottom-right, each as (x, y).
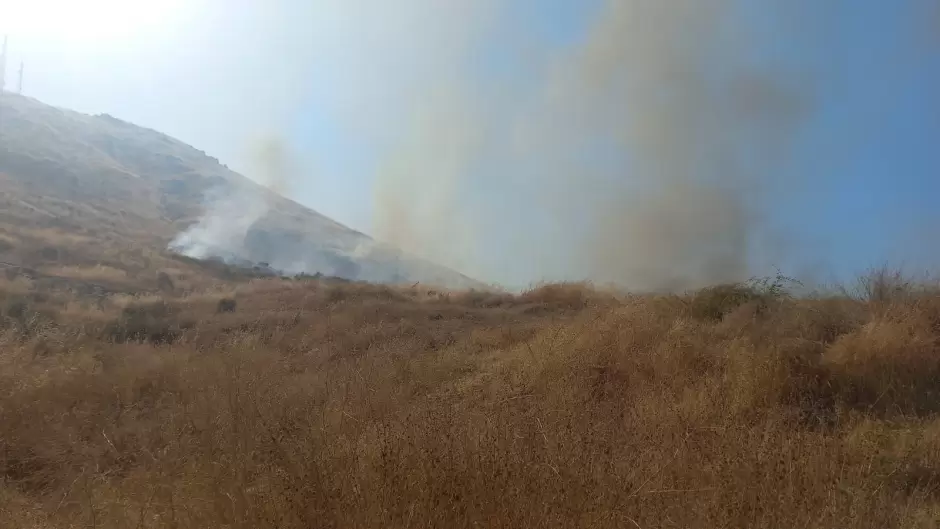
top-left (0, 92), bottom-right (482, 288)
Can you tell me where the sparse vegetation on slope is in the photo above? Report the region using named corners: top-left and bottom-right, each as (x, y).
top-left (1, 271), bottom-right (940, 528)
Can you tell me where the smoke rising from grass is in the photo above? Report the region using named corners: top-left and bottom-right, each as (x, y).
top-left (168, 136), bottom-right (293, 263)
top-left (373, 88), bottom-right (484, 277)
top-left (517, 0), bottom-right (814, 290)
top-left (159, 1), bottom-right (939, 289)
top-left (367, 1), bottom-right (821, 290)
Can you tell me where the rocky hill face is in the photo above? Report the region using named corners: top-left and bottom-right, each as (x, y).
top-left (0, 92), bottom-right (482, 288)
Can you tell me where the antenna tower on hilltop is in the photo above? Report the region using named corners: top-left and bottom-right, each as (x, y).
top-left (0, 35), bottom-right (7, 92)
top-left (0, 35), bottom-right (7, 138)
top-left (17, 61), bottom-right (23, 93)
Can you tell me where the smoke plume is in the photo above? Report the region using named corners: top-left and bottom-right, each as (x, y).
top-left (523, 0), bottom-right (811, 289)
top-left (369, 0), bottom-right (821, 290)
top-left (156, 1), bottom-right (937, 289)
top-left (169, 136), bottom-right (292, 262)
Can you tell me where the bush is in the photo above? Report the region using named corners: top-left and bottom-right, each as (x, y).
top-left (851, 267), bottom-right (916, 306)
top-left (156, 271), bottom-right (176, 293)
top-left (687, 272), bottom-right (800, 321)
top-left (823, 318), bottom-right (940, 415)
top-left (452, 289), bottom-right (514, 308)
top-left (518, 282), bottom-right (593, 309)
top-left (217, 297), bottom-right (237, 313)
top-left (687, 283), bottom-right (762, 321)
top-left (103, 300), bottom-right (191, 344)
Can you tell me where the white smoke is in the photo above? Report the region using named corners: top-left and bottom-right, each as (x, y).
top-left (168, 183), bottom-right (269, 261)
top-left (169, 137), bottom-right (288, 265)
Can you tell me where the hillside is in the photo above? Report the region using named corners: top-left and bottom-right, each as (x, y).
top-left (0, 92), bottom-right (482, 288)
top-left (1, 94), bottom-right (939, 529)
top-left (1, 271), bottom-right (940, 528)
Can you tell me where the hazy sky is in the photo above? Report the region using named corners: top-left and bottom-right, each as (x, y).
top-left (2, 1), bottom-right (940, 289)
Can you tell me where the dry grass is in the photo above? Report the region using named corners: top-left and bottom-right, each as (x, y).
top-left (0, 201), bottom-right (265, 300)
top-left (0, 276), bottom-right (35, 296)
top-left (0, 232), bottom-right (19, 253)
top-left (41, 265), bottom-right (130, 283)
top-left (1, 272), bottom-right (940, 528)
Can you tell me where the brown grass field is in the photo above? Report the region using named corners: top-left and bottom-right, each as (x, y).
top-left (0, 262), bottom-right (939, 529)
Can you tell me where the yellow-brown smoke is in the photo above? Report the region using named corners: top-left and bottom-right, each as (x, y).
top-left (373, 0), bottom-right (816, 290)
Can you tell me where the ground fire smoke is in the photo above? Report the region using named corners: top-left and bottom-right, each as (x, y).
top-left (163, 1), bottom-right (939, 290)
top-left (168, 137), bottom-right (290, 265)
top-left (366, 0), bottom-right (823, 290)
top-left (519, 0), bottom-right (813, 289)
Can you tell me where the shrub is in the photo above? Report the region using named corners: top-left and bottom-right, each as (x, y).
top-left (823, 318), bottom-right (940, 415)
top-left (850, 267), bottom-right (917, 307)
top-left (687, 272), bottom-right (800, 321)
top-left (103, 300), bottom-right (191, 344)
top-left (217, 297), bottom-right (237, 313)
top-left (687, 283), bottom-right (762, 321)
top-left (156, 271), bottom-right (176, 293)
top-left (518, 282), bottom-right (593, 309)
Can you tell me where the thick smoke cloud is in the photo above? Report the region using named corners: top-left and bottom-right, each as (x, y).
top-left (369, 0), bottom-right (820, 290)
top-left (145, 1), bottom-right (938, 289)
top-left (13, 1), bottom-right (937, 289)
top-left (517, 0), bottom-right (813, 289)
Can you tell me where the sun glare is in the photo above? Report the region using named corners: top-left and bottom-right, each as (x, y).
top-left (0, 0), bottom-right (186, 45)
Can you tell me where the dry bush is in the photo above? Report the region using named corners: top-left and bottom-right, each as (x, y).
top-left (2, 275), bottom-right (940, 528)
top-left (686, 282), bottom-right (763, 321)
top-left (518, 281), bottom-right (598, 309)
top-left (156, 271), bottom-right (175, 293)
top-left (216, 297), bottom-right (237, 313)
top-left (102, 299), bottom-right (192, 344)
top-left (852, 266), bottom-right (918, 305)
top-left (448, 288), bottom-right (515, 308)
top-left (823, 313), bottom-right (940, 415)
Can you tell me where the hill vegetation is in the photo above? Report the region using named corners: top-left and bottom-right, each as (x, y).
top-left (1, 266), bottom-right (939, 528)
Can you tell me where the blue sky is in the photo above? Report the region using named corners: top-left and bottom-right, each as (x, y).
top-left (3, 1), bottom-right (940, 289)
top-left (768, 0), bottom-right (940, 282)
